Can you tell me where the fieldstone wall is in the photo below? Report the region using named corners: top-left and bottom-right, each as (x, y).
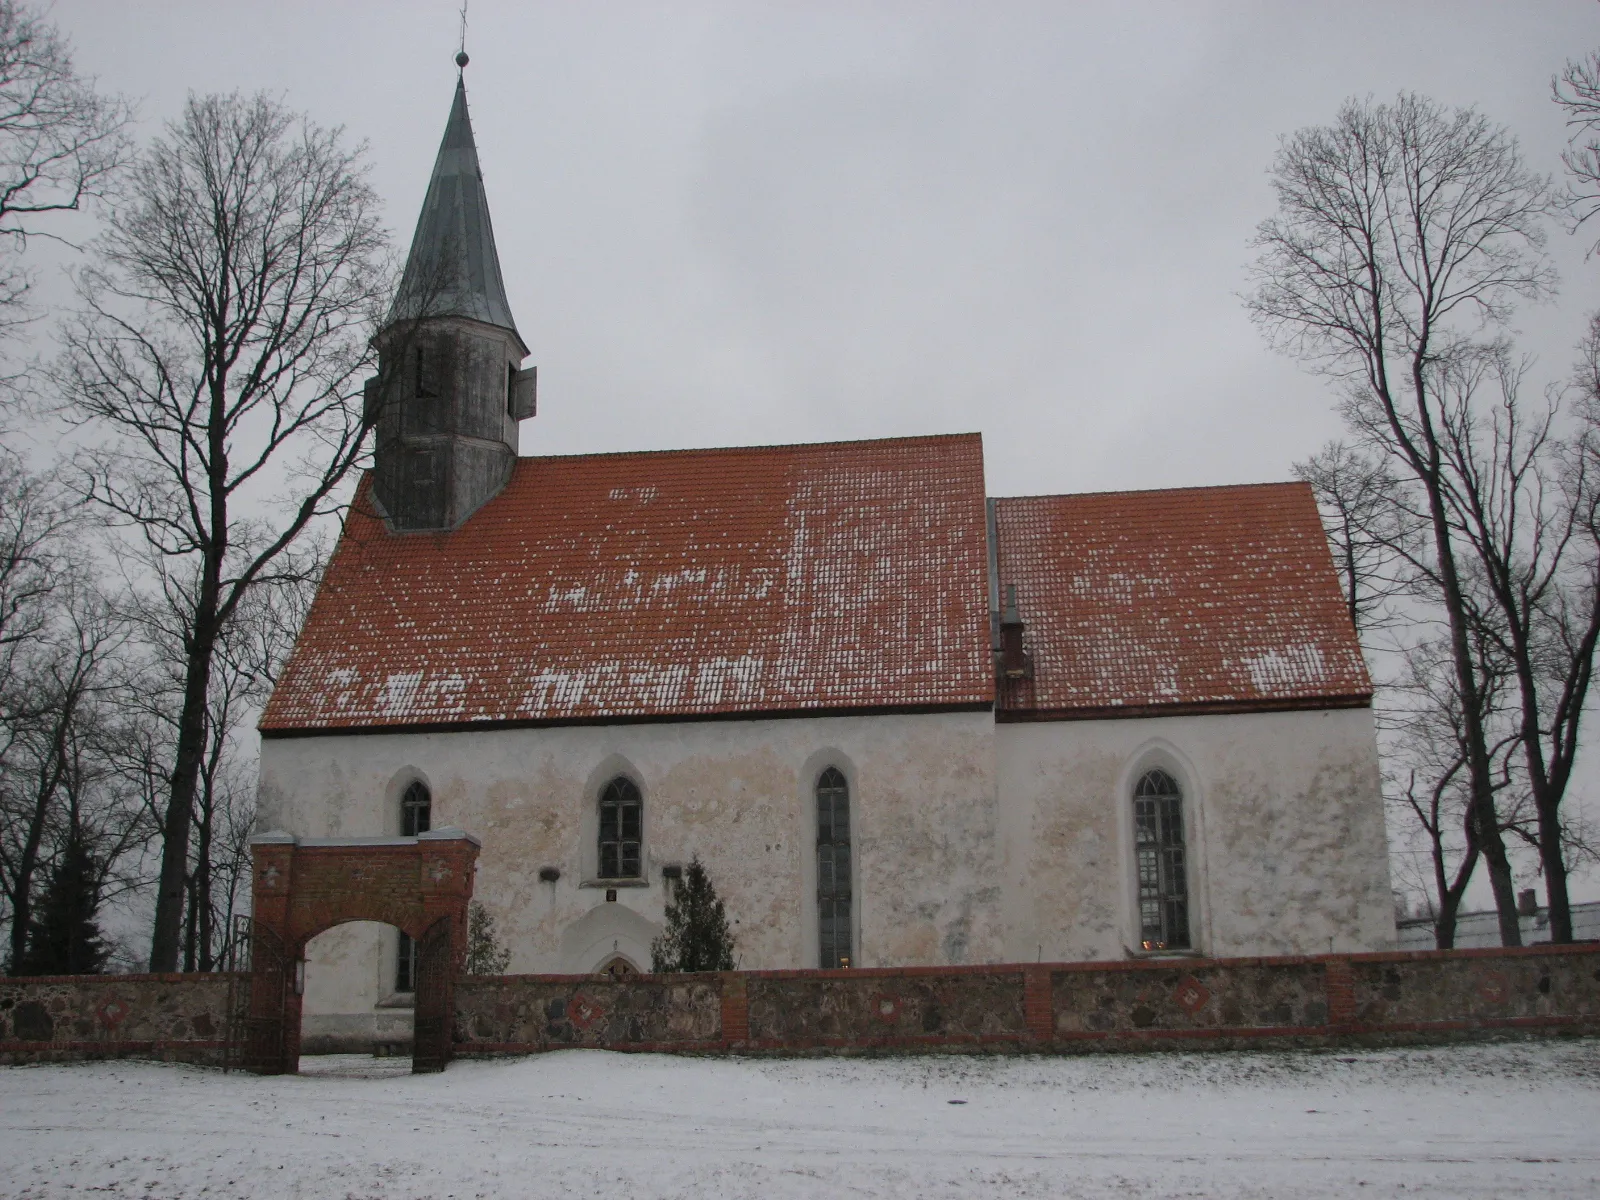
top-left (1052, 959), bottom-right (1331, 1038)
top-left (454, 945), bottom-right (1600, 1058)
top-left (6, 945), bottom-right (1598, 1070)
top-left (1349, 951), bottom-right (1600, 1028)
top-left (0, 973), bottom-right (238, 1066)
top-left (455, 973), bottom-right (724, 1053)
top-left (745, 967), bottom-right (1028, 1048)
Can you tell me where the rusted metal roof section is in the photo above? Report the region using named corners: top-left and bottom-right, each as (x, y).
top-left (390, 76), bottom-right (523, 348)
top-left (991, 483), bottom-right (1370, 716)
top-left (261, 434), bottom-right (993, 732)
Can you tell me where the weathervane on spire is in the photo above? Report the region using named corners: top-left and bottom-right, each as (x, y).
top-left (456, 1), bottom-right (469, 71)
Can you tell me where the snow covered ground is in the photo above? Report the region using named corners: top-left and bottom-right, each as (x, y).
top-left (2, 1040), bottom-right (1598, 1198)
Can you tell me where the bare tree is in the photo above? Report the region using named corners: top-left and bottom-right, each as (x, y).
top-left (1554, 50), bottom-right (1600, 248)
top-left (0, 578), bottom-right (130, 969)
top-left (1385, 627), bottom-right (1526, 947)
top-left (1248, 94), bottom-right (1559, 945)
top-left (52, 93), bottom-right (389, 971)
top-left (1296, 440), bottom-right (1421, 633)
top-left (0, 0), bottom-right (129, 333)
top-left (1401, 340), bottom-right (1600, 942)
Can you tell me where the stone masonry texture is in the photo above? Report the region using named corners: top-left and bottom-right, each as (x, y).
top-left (6, 945), bottom-right (1599, 1069)
top-left (0, 973), bottom-right (236, 1066)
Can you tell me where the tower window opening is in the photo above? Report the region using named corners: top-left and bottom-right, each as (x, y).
top-left (415, 344), bottom-right (437, 398)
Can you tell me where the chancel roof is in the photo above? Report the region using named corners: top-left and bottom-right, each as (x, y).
top-left (260, 434), bottom-right (995, 732)
top-left (389, 76), bottom-right (523, 346)
top-left (991, 483), bottom-right (1372, 717)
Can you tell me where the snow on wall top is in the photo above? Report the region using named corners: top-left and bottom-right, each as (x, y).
top-left (992, 482), bottom-right (1371, 713)
top-left (261, 434), bottom-right (994, 731)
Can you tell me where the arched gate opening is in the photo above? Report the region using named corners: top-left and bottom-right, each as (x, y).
top-left (241, 828), bottom-right (479, 1074)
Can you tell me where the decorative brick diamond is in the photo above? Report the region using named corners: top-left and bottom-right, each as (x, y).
top-left (568, 992), bottom-right (606, 1031)
top-left (1174, 976), bottom-right (1210, 1014)
top-left (97, 995), bottom-right (129, 1028)
top-left (1477, 969), bottom-right (1510, 1006)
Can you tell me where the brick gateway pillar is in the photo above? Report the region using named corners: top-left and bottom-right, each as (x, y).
top-left (243, 828), bottom-right (479, 1075)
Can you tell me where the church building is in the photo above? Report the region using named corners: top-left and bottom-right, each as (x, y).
top-left (256, 68), bottom-right (1394, 1051)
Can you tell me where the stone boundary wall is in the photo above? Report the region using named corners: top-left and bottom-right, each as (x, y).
top-left (454, 944), bottom-right (1600, 1057)
top-left (5, 946), bottom-right (1597, 1069)
top-left (0, 973), bottom-right (240, 1066)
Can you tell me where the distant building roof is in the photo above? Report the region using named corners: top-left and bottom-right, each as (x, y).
top-left (991, 482), bottom-right (1372, 716)
top-left (261, 434), bottom-right (993, 732)
top-left (389, 76), bottom-right (523, 347)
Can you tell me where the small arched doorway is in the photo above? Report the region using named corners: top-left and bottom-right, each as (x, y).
top-left (244, 828), bottom-right (479, 1075)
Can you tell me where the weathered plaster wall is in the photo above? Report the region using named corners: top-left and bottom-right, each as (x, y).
top-left (996, 706), bottom-right (1393, 963)
top-left (259, 710), bottom-right (1002, 1015)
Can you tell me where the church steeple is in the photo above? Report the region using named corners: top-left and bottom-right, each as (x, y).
top-left (370, 57), bottom-right (536, 533)
top-left (391, 64), bottom-right (524, 350)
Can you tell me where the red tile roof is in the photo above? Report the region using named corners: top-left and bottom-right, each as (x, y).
top-left (991, 483), bottom-right (1370, 715)
top-left (261, 434), bottom-right (994, 731)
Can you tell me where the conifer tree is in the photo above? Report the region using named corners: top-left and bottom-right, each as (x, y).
top-left (17, 825), bottom-right (107, 975)
top-left (464, 900), bottom-right (511, 975)
top-left (651, 856), bottom-right (735, 973)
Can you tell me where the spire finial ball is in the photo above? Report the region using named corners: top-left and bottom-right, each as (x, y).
top-left (456, 51), bottom-right (469, 69)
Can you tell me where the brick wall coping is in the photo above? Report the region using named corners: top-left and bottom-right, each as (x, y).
top-left (1, 972), bottom-right (244, 985)
top-left (460, 942), bottom-right (1600, 988)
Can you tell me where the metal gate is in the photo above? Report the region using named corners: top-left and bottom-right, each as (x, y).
top-left (221, 916), bottom-right (253, 1072)
top-left (412, 915), bottom-right (455, 1073)
top-left (232, 921), bottom-right (290, 1074)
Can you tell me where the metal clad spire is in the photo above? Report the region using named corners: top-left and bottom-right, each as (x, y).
top-left (391, 64), bottom-right (523, 349)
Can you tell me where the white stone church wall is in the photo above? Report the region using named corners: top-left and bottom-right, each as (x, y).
top-left (258, 709), bottom-right (1002, 1035)
top-left (995, 706), bottom-right (1395, 963)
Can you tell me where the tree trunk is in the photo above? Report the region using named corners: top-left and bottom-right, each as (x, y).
top-left (147, 614), bottom-right (218, 971)
top-left (194, 798), bottom-right (214, 972)
top-left (1537, 794), bottom-right (1573, 943)
top-left (1417, 461), bottom-right (1522, 947)
top-left (6, 705), bottom-right (73, 970)
top-left (182, 872), bottom-right (197, 973)
top-left (7, 778), bottom-right (52, 969)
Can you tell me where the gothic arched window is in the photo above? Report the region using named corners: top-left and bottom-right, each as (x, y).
top-left (598, 777), bottom-right (642, 879)
top-left (816, 767), bottom-right (853, 969)
top-left (1134, 768), bottom-right (1190, 951)
top-left (400, 780), bottom-right (431, 837)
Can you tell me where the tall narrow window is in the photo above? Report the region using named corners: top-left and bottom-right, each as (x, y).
top-left (506, 362), bottom-right (516, 417)
top-left (414, 344), bottom-right (437, 397)
top-left (598, 777), bottom-right (642, 879)
top-left (400, 780), bottom-right (431, 837)
top-left (396, 780), bottom-right (431, 992)
top-left (816, 767), bottom-right (853, 969)
top-left (1134, 768), bottom-right (1190, 951)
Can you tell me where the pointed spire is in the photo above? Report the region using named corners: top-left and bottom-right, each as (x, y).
top-left (391, 68), bottom-right (524, 351)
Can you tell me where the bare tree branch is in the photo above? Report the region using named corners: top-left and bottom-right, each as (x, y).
top-left (49, 92), bottom-right (388, 971)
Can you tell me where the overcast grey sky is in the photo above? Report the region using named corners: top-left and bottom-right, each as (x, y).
top-left (44, 0), bottom-right (1600, 500)
top-left (36, 4), bottom-right (1600, 915)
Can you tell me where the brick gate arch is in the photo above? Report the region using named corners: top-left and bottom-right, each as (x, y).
top-left (244, 828), bottom-right (479, 1074)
